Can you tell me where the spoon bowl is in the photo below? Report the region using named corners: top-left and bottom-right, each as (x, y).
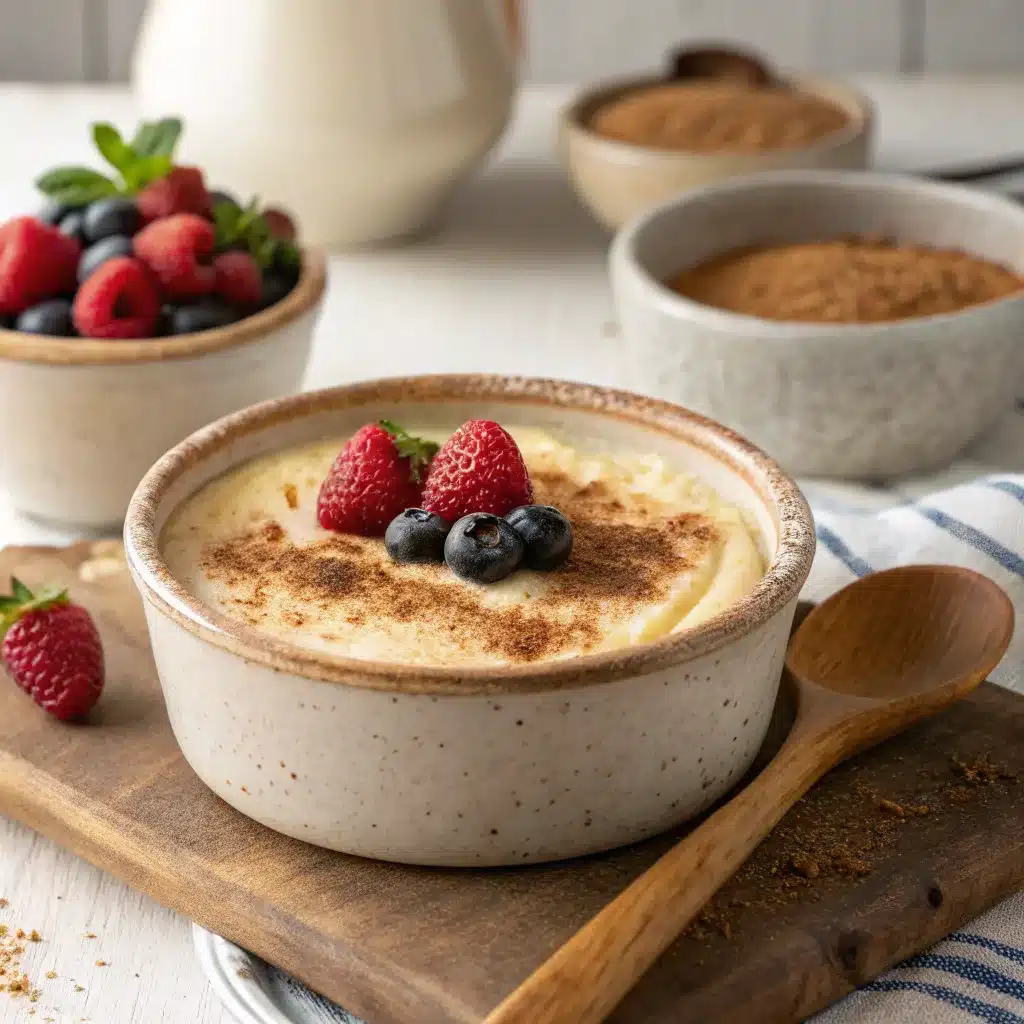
top-left (788, 564), bottom-right (1014, 700)
top-left (485, 566), bottom-right (1015, 1024)
top-left (667, 44), bottom-right (776, 87)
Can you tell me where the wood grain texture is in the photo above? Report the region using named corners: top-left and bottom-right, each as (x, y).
top-left (485, 566), bottom-right (1015, 1023)
top-left (0, 545), bottom-right (1023, 1023)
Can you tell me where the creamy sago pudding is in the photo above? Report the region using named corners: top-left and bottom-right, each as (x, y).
top-left (161, 419), bottom-right (764, 667)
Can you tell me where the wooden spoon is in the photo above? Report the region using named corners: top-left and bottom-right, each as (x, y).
top-left (667, 44), bottom-right (777, 87)
top-left (484, 565), bottom-right (1014, 1024)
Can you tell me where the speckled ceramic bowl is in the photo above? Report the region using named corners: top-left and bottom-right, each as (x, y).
top-left (611, 170), bottom-right (1024, 479)
top-left (561, 72), bottom-right (872, 231)
top-left (0, 250), bottom-right (326, 529)
top-left (124, 376), bottom-right (814, 867)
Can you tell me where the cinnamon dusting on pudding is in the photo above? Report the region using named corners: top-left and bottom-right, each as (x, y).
top-left (163, 427), bottom-right (765, 666)
top-left (199, 468), bottom-right (718, 664)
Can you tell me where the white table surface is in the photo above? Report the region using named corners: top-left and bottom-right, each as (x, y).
top-left (2, 76), bottom-right (1024, 1024)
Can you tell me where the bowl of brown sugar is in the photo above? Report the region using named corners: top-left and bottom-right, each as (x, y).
top-left (610, 169), bottom-right (1024, 479)
top-left (561, 69), bottom-right (871, 231)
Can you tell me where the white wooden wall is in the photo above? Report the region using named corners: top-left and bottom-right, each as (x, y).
top-left (2, 0), bottom-right (1024, 84)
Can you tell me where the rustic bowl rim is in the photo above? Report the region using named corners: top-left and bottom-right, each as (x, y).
top-left (124, 375), bottom-right (816, 696)
top-left (0, 247), bottom-right (327, 366)
top-left (611, 167), bottom-right (1024, 336)
top-left (561, 70), bottom-right (873, 163)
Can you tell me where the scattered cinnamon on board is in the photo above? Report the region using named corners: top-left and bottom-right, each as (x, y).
top-left (953, 754), bottom-right (1018, 785)
top-left (683, 749), bottom-right (1018, 945)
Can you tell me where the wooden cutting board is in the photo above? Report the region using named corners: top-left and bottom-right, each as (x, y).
top-left (0, 541), bottom-right (1023, 1024)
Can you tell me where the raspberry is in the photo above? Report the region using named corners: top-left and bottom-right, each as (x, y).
top-left (0, 579), bottom-right (104, 721)
top-left (317, 421), bottom-right (439, 536)
top-left (214, 250), bottom-right (262, 307)
top-left (263, 207), bottom-right (297, 242)
top-left (72, 257), bottom-right (161, 339)
top-left (0, 217), bottom-right (80, 316)
top-left (133, 213), bottom-right (216, 300)
top-left (136, 166), bottom-right (210, 223)
top-left (421, 420), bottom-right (533, 522)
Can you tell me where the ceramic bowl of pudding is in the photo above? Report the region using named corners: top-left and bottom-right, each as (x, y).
top-left (560, 72), bottom-right (872, 231)
top-left (124, 375), bottom-right (814, 867)
top-left (0, 250), bottom-right (326, 530)
top-left (611, 170), bottom-right (1024, 479)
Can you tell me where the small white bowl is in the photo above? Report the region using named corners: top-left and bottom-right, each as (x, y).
top-left (560, 73), bottom-right (873, 232)
top-left (125, 375), bottom-right (814, 867)
top-left (610, 170), bottom-right (1024, 480)
top-left (0, 252), bottom-right (326, 529)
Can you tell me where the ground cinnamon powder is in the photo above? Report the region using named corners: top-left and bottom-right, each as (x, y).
top-left (670, 236), bottom-right (1024, 323)
top-left (683, 752), bottom-right (1018, 945)
top-left (199, 469), bottom-right (718, 664)
top-left (592, 82), bottom-right (849, 153)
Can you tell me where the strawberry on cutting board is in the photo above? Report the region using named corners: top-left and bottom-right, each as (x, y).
top-left (0, 578), bottom-right (104, 721)
top-left (318, 421), bottom-right (439, 537)
top-left (421, 419), bottom-right (533, 522)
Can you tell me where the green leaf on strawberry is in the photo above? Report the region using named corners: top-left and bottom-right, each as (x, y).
top-left (0, 577), bottom-right (69, 638)
top-left (36, 115), bottom-right (185, 203)
top-left (379, 420), bottom-right (439, 483)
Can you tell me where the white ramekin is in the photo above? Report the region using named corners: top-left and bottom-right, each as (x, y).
top-left (125, 375), bottom-right (814, 866)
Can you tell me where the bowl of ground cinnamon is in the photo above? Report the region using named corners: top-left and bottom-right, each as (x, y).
top-left (610, 168), bottom-right (1024, 478)
top-left (561, 71), bottom-right (872, 231)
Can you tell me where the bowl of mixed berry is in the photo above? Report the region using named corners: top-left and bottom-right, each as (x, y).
top-left (0, 115), bottom-right (326, 529)
top-left (6, 116), bottom-right (315, 339)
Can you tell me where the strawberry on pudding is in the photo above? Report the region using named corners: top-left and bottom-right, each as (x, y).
top-left (161, 418), bottom-right (765, 668)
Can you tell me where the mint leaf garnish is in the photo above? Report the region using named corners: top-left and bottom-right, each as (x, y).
top-left (92, 123), bottom-right (136, 174)
top-left (211, 195), bottom-right (300, 271)
top-left (212, 199), bottom-right (242, 245)
top-left (274, 240), bottom-right (301, 272)
top-left (131, 117), bottom-right (183, 158)
top-left (36, 116), bottom-right (185, 201)
top-left (121, 153), bottom-right (173, 192)
top-left (36, 166), bottom-right (118, 196)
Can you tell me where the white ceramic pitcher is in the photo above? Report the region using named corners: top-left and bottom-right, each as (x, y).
top-left (132, 0), bottom-right (518, 247)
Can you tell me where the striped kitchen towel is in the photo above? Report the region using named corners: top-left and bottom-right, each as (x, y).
top-left (805, 470), bottom-right (1024, 1023)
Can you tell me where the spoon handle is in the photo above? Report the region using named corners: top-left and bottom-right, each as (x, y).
top-left (483, 721), bottom-right (844, 1024)
top-left (923, 155), bottom-right (1024, 183)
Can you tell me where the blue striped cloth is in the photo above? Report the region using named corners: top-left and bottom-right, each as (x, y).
top-left (803, 420), bottom-right (1024, 1022)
